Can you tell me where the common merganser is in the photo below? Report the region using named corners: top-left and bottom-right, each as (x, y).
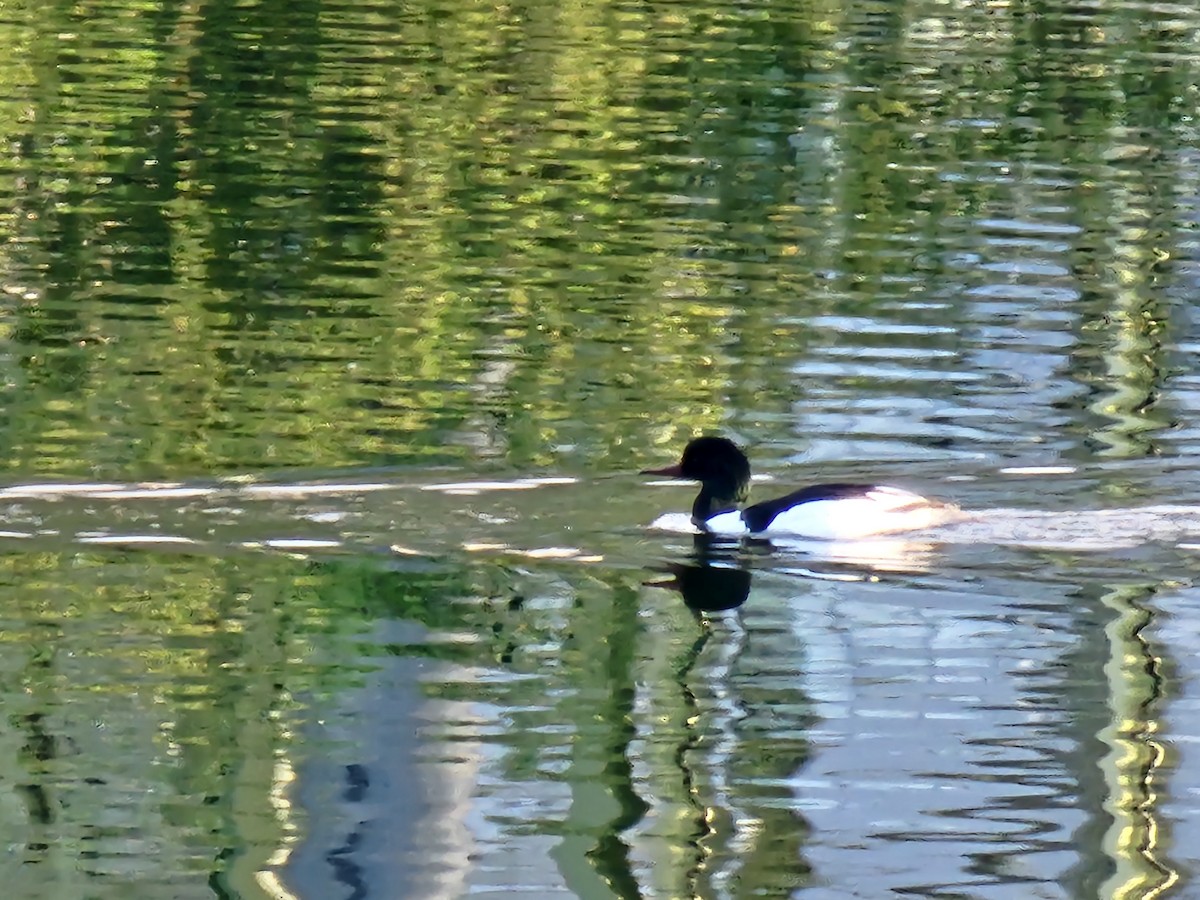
top-left (642, 436), bottom-right (965, 540)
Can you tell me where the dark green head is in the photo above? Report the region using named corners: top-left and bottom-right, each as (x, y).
top-left (642, 436), bottom-right (752, 522)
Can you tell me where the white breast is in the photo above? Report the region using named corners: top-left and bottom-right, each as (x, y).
top-left (647, 509), bottom-right (749, 536)
top-left (705, 510), bottom-right (750, 537)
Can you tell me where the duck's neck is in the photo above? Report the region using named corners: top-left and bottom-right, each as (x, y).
top-left (692, 480), bottom-right (749, 525)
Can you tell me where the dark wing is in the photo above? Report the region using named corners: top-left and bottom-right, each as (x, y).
top-left (741, 483), bottom-right (885, 533)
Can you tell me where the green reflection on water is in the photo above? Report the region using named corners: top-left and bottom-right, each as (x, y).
top-left (0, 0), bottom-right (1188, 480)
top-left (0, 547), bottom-right (497, 896)
top-left (0, 0), bottom-right (1195, 896)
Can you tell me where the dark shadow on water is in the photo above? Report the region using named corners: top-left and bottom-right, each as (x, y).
top-left (645, 535), bottom-right (753, 613)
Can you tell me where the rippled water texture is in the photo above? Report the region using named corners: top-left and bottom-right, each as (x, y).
top-left (3, 0), bottom-right (1200, 897)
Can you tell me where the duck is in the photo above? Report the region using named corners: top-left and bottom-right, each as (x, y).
top-left (641, 436), bottom-right (965, 540)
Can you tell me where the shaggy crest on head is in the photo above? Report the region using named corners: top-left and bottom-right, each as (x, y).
top-left (643, 436), bottom-right (751, 523)
top-left (676, 436), bottom-right (750, 484)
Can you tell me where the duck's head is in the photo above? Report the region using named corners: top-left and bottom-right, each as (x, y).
top-left (642, 436), bottom-right (751, 522)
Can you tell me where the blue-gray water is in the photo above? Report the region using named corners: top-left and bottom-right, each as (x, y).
top-left (2, 0), bottom-right (1200, 897)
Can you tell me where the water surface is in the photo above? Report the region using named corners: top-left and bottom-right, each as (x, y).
top-left (2, 0), bottom-right (1200, 897)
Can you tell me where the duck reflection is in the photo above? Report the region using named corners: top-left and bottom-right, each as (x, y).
top-left (646, 535), bottom-right (753, 612)
top-left (646, 529), bottom-right (940, 612)
top-left (650, 559), bottom-right (753, 612)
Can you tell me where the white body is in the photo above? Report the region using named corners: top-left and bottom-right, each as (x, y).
top-left (659, 486), bottom-right (963, 541)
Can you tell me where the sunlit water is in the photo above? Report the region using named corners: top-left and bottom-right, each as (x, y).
top-left (3, 0), bottom-right (1200, 897)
